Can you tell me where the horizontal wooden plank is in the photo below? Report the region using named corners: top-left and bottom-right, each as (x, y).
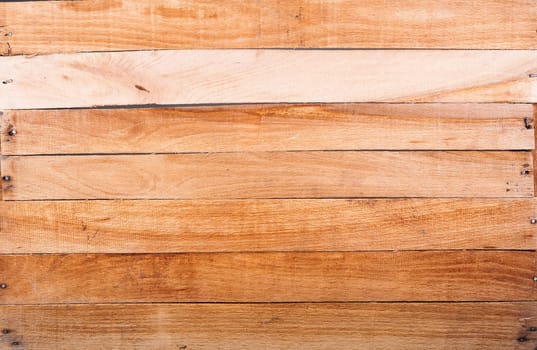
top-left (1, 152), bottom-right (533, 200)
top-left (1, 302), bottom-right (536, 349)
top-left (0, 199), bottom-right (536, 253)
top-left (1, 0), bottom-right (537, 53)
top-left (1, 104), bottom-right (534, 155)
top-left (1, 50), bottom-right (537, 109)
top-left (0, 252), bottom-right (535, 303)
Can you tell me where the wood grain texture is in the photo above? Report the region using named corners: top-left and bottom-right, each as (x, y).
top-left (533, 105), bottom-right (537, 196)
top-left (1, 0), bottom-right (537, 54)
top-left (0, 252), bottom-right (535, 304)
top-left (1, 302), bottom-right (536, 349)
top-left (1, 104), bottom-right (534, 155)
top-left (1, 199), bottom-right (536, 253)
top-left (1, 152), bottom-right (533, 200)
top-left (2, 50), bottom-right (537, 109)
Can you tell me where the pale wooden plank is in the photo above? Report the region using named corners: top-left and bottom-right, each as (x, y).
top-left (0, 199), bottom-right (536, 253)
top-left (1, 50), bottom-right (537, 109)
top-left (1, 104), bottom-right (534, 155)
top-left (1, 0), bottom-right (537, 54)
top-left (533, 105), bottom-right (537, 196)
top-left (0, 252), bottom-right (535, 303)
top-left (1, 302), bottom-right (536, 349)
top-left (1, 152), bottom-right (533, 200)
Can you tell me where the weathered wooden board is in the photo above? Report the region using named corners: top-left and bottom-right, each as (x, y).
top-left (1, 50), bottom-right (537, 109)
top-left (1, 199), bottom-right (536, 253)
top-left (0, 252), bottom-right (535, 304)
top-left (1, 0), bottom-right (537, 54)
top-left (1, 104), bottom-right (534, 155)
top-left (1, 152), bottom-right (533, 200)
top-left (1, 302), bottom-right (536, 349)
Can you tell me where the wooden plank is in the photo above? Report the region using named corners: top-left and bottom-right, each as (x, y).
top-left (0, 199), bottom-right (536, 253)
top-left (1, 104), bottom-right (534, 155)
top-left (1, 50), bottom-right (537, 109)
top-left (533, 105), bottom-right (537, 196)
top-left (1, 0), bottom-right (537, 54)
top-left (1, 152), bottom-right (533, 200)
top-left (1, 302), bottom-right (536, 349)
top-left (0, 252), bottom-right (535, 303)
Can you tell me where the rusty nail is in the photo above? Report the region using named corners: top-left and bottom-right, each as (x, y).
top-left (0, 283), bottom-right (6, 289)
top-left (2, 176), bottom-right (10, 182)
top-left (7, 129), bottom-right (16, 136)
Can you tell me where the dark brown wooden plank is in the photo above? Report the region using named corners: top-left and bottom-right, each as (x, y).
top-left (1, 302), bottom-right (536, 349)
top-left (0, 252), bottom-right (535, 304)
top-left (1, 104), bottom-right (534, 155)
top-left (0, 199), bottom-right (536, 253)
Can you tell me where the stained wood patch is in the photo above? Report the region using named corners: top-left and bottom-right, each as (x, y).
top-left (1, 104), bottom-right (534, 155)
top-left (0, 252), bottom-right (535, 303)
top-left (1, 50), bottom-right (537, 109)
top-left (1, 0), bottom-right (537, 54)
top-left (1, 152), bottom-right (533, 200)
top-left (0, 199), bottom-right (536, 253)
top-left (1, 302), bottom-right (536, 349)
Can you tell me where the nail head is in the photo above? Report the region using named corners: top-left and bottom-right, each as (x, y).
top-left (2, 329), bottom-right (9, 334)
top-left (7, 129), bottom-right (16, 136)
top-left (517, 336), bottom-right (527, 343)
top-left (2, 176), bottom-right (10, 182)
top-left (525, 117), bottom-right (534, 129)
top-left (529, 326), bottom-right (537, 332)
top-left (11, 342), bottom-right (19, 346)
top-left (0, 283), bottom-right (6, 289)
top-left (531, 218), bottom-right (537, 224)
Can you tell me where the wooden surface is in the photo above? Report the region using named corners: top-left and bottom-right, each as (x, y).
top-left (1, 302), bottom-right (536, 349)
top-left (0, 252), bottom-right (535, 304)
top-left (2, 104), bottom-right (534, 154)
top-left (2, 50), bottom-right (537, 109)
top-left (2, 0), bottom-right (537, 54)
top-left (0, 199), bottom-right (536, 253)
top-left (1, 0), bottom-right (536, 347)
top-left (2, 152), bottom-right (533, 200)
